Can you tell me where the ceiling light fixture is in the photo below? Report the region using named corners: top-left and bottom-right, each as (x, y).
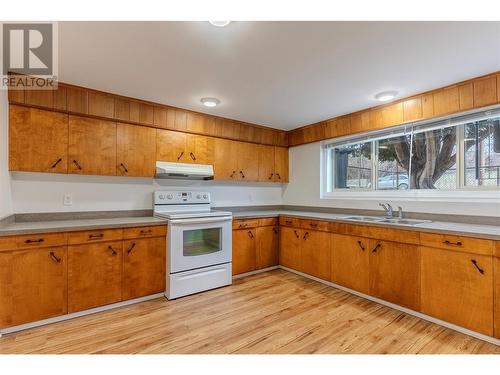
top-left (375, 91), bottom-right (398, 102)
top-left (200, 97), bottom-right (220, 108)
top-left (208, 21), bottom-right (231, 27)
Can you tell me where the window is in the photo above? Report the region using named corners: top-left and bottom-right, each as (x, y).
top-left (324, 109), bottom-right (500, 193)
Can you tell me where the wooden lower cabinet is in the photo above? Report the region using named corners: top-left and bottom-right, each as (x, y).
top-left (68, 241), bottom-right (123, 313)
top-left (0, 247), bottom-right (67, 328)
top-left (301, 230), bottom-right (331, 280)
top-left (495, 256), bottom-right (500, 339)
top-left (279, 227), bottom-right (302, 271)
top-left (369, 240), bottom-right (420, 310)
top-left (232, 229), bottom-right (257, 275)
top-left (421, 246), bottom-right (493, 336)
top-left (122, 237), bottom-right (166, 300)
top-left (256, 226), bottom-right (279, 269)
top-left (331, 234), bottom-right (370, 294)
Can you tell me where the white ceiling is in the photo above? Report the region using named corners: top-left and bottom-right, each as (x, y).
top-left (58, 21), bottom-right (500, 130)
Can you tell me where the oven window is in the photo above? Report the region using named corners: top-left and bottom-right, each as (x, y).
top-left (183, 228), bottom-right (222, 256)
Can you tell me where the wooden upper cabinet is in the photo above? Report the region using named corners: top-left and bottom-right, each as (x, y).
top-left (433, 87), bottom-right (459, 116)
top-left (214, 138), bottom-right (237, 180)
top-left (402, 97), bottom-right (423, 122)
top-left (138, 103), bottom-right (154, 125)
top-left (122, 237), bottom-right (166, 300)
top-left (256, 226), bottom-right (279, 269)
top-left (156, 129), bottom-right (188, 163)
top-left (369, 102), bottom-right (404, 129)
top-left (185, 134), bottom-right (214, 165)
top-left (0, 247), bottom-right (67, 329)
top-left (331, 234), bottom-right (370, 294)
top-left (68, 241), bottom-right (123, 313)
top-left (473, 76), bottom-right (498, 108)
top-left (9, 105), bottom-right (68, 173)
top-left (369, 240), bottom-right (420, 310)
top-left (114, 97), bottom-right (131, 122)
top-left (421, 246), bottom-right (493, 336)
top-left (350, 112), bottom-right (370, 134)
top-left (153, 106), bottom-right (168, 129)
top-left (258, 145), bottom-right (275, 182)
top-left (232, 229), bottom-right (257, 275)
top-left (68, 116), bottom-right (117, 175)
top-left (458, 83), bottom-right (474, 110)
top-left (25, 89), bottom-right (54, 108)
top-left (301, 229), bottom-right (331, 280)
top-left (274, 147), bottom-right (289, 183)
top-left (117, 123), bottom-right (156, 177)
top-left (421, 93), bottom-right (434, 118)
top-left (236, 141), bottom-right (259, 181)
top-left (67, 87), bottom-right (88, 114)
top-left (88, 92), bottom-right (115, 118)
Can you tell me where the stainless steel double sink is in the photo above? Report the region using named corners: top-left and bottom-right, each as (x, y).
top-left (340, 215), bottom-right (432, 226)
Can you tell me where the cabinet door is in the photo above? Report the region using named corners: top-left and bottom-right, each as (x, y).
top-left (274, 147), bottom-right (289, 182)
top-left (258, 145), bottom-right (275, 182)
top-left (68, 241), bottom-right (123, 313)
top-left (214, 138), bottom-right (238, 180)
top-left (331, 234), bottom-right (370, 294)
top-left (117, 123), bottom-right (156, 177)
top-left (279, 227), bottom-right (302, 271)
top-left (256, 226), bottom-right (279, 269)
top-left (9, 105), bottom-right (68, 173)
top-left (156, 129), bottom-right (188, 163)
top-left (122, 237), bottom-right (166, 300)
top-left (494, 256), bottom-right (500, 339)
top-left (0, 247), bottom-right (67, 328)
top-left (68, 116), bottom-right (117, 175)
top-left (369, 240), bottom-right (420, 310)
top-left (421, 246), bottom-right (493, 336)
top-left (186, 134), bottom-right (214, 165)
top-left (232, 229), bottom-right (256, 275)
top-left (236, 142), bottom-right (259, 181)
top-left (301, 230), bottom-right (331, 280)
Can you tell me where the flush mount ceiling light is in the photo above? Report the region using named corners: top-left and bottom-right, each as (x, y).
top-left (208, 21), bottom-right (231, 27)
top-left (375, 90), bottom-right (398, 102)
top-left (200, 97), bottom-right (220, 107)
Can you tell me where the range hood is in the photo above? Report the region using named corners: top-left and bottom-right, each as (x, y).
top-left (155, 161), bottom-right (214, 180)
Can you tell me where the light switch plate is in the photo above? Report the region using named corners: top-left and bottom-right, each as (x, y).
top-left (63, 193), bottom-right (73, 206)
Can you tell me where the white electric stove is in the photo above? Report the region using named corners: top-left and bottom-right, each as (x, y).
top-left (153, 191), bottom-right (233, 299)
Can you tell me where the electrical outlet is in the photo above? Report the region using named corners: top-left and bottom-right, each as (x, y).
top-left (63, 193), bottom-right (73, 206)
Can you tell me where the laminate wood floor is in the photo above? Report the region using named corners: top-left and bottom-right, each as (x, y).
top-left (0, 269), bottom-right (499, 354)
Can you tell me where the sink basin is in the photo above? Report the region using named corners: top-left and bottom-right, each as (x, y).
top-left (378, 218), bottom-right (432, 226)
top-left (341, 216), bottom-right (386, 222)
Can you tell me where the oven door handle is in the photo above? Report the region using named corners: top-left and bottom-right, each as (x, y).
top-left (170, 217), bottom-right (233, 225)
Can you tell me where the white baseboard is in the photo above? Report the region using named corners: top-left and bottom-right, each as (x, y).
top-left (279, 266), bottom-right (500, 347)
top-left (232, 266), bottom-right (280, 279)
top-left (0, 292), bottom-right (165, 336)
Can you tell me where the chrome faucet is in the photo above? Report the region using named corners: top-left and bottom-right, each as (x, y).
top-left (397, 206), bottom-right (404, 219)
top-left (379, 203), bottom-right (394, 218)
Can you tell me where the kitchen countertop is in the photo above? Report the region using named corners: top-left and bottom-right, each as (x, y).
top-left (230, 209), bottom-right (500, 240)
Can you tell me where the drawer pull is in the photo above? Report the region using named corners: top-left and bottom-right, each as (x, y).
top-left (230, 170), bottom-right (236, 178)
top-left (190, 152), bottom-right (196, 161)
top-left (247, 231), bottom-right (254, 239)
top-left (285, 220), bottom-right (292, 225)
top-left (25, 238), bottom-right (44, 244)
top-left (272, 227), bottom-right (278, 234)
top-left (127, 243), bottom-right (136, 254)
top-left (371, 243), bottom-right (381, 253)
top-left (119, 163), bottom-right (129, 173)
top-left (471, 259), bottom-right (484, 275)
top-left (443, 240), bottom-right (462, 247)
top-left (309, 223), bottom-right (318, 228)
top-left (238, 223), bottom-right (248, 228)
top-left (73, 159), bottom-right (82, 170)
top-left (51, 158), bottom-right (62, 169)
top-left (276, 173), bottom-right (281, 180)
top-left (139, 229), bottom-right (152, 235)
top-left (268, 173), bottom-right (274, 180)
top-left (240, 170), bottom-right (246, 179)
top-left (303, 231), bottom-right (309, 240)
top-left (49, 252), bottom-right (61, 264)
top-left (357, 240), bottom-right (365, 251)
top-left (88, 233), bottom-right (104, 240)
top-left (293, 230), bottom-right (299, 239)
top-left (108, 245), bottom-right (118, 255)
top-left (177, 151), bottom-right (184, 161)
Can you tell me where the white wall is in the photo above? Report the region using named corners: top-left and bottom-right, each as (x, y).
top-left (0, 90), bottom-right (12, 219)
top-left (282, 141), bottom-right (500, 217)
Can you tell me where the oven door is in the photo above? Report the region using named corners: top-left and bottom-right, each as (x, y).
top-left (168, 216), bottom-right (232, 274)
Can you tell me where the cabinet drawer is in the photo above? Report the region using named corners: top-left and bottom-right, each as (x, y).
top-left (279, 216), bottom-right (300, 228)
top-left (258, 217), bottom-right (279, 227)
top-left (232, 219), bottom-right (259, 230)
top-left (0, 232), bottom-right (68, 252)
top-left (298, 219), bottom-right (330, 232)
top-left (331, 222), bottom-right (420, 245)
top-left (68, 228), bottom-right (123, 245)
top-left (123, 225), bottom-right (167, 239)
top-left (420, 232), bottom-right (493, 256)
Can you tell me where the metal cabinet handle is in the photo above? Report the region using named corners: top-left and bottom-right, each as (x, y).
top-left (49, 251), bottom-right (62, 264)
top-left (371, 243), bottom-right (381, 253)
top-left (357, 240), bottom-right (365, 251)
top-left (309, 223), bottom-right (318, 228)
top-left (25, 238), bottom-right (44, 244)
top-left (88, 233), bottom-right (104, 240)
top-left (471, 259), bottom-right (484, 274)
top-left (285, 220), bottom-right (292, 225)
top-left (73, 160), bottom-right (82, 170)
top-left (272, 227), bottom-right (278, 234)
top-left (444, 240), bottom-right (462, 247)
top-left (268, 173), bottom-right (274, 180)
top-left (303, 231), bottom-right (309, 240)
top-left (293, 230), bottom-right (299, 239)
top-left (239, 223), bottom-right (248, 228)
top-left (177, 151), bottom-right (184, 161)
top-left (127, 243), bottom-right (136, 254)
top-left (230, 170), bottom-right (236, 178)
top-left (51, 158), bottom-right (62, 169)
top-left (139, 229), bottom-right (152, 235)
top-left (119, 163), bottom-right (129, 173)
top-left (247, 231), bottom-right (254, 239)
top-left (108, 245), bottom-right (118, 255)
top-left (240, 171), bottom-right (246, 179)
top-left (190, 152), bottom-right (196, 161)
top-left (276, 173), bottom-right (281, 180)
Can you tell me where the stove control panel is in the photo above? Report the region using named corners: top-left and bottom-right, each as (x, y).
top-left (154, 191), bottom-right (211, 204)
